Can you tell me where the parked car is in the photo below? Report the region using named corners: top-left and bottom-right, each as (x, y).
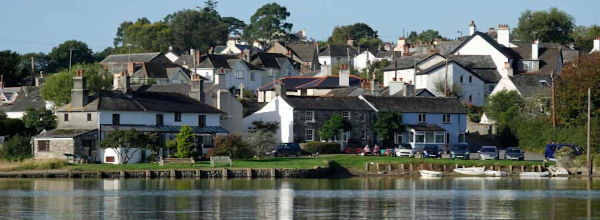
top-left (504, 147), bottom-right (524, 160)
top-left (395, 144), bottom-right (415, 157)
top-left (422, 145), bottom-right (442, 158)
top-left (271, 143), bottom-right (302, 157)
top-left (544, 143), bottom-right (583, 161)
top-left (478, 146), bottom-right (499, 160)
top-left (450, 144), bottom-right (470, 160)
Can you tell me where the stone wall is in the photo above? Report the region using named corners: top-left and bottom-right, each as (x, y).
top-left (293, 109), bottom-right (373, 147)
top-left (34, 138), bottom-right (75, 159)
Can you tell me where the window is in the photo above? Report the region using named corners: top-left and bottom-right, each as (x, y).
top-left (362, 129), bottom-right (367, 139)
top-left (521, 61), bottom-right (533, 71)
top-left (38, 140), bottom-right (50, 151)
top-left (469, 76), bottom-right (472, 83)
top-left (250, 72), bottom-right (255, 81)
top-left (409, 131), bottom-right (414, 143)
top-left (174, 112), bottom-right (181, 122)
top-left (359, 112), bottom-right (366, 121)
top-left (287, 67), bottom-right (292, 76)
top-left (87, 113), bottom-right (92, 121)
top-left (469, 95), bottom-right (472, 103)
top-left (342, 111), bottom-right (350, 119)
top-left (198, 115), bottom-right (206, 127)
top-left (64, 114), bottom-right (69, 122)
top-left (539, 80), bottom-right (549, 87)
top-left (458, 133), bottom-right (466, 143)
top-left (156, 114), bottom-right (163, 126)
top-left (460, 76), bottom-right (463, 83)
top-left (425, 132), bottom-right (435, 143)
top-left (268, 69), bottom-right (274, 77)
top-left (342, 131), bottom-right (350, 142)
top-left (488, 85), bottom-right (495, 92)
top-left (112, 114), bottom-right (120, 125)
top-left (201, 135), bottom-right (214, 148)
top-left (305, 111), bottom-right (314, 122)
top-left (415, 132), bottom-right (425, 143)
top-left (446, 133), bottom-right (450, 144)
top-left (443, 114), bottom-right (451, 123)
top-left (418, 113), bottom-right (426, 123)
top-left (435, 132), bottom-right (445, 144)
top-left (305, 129), bottom-right (314, 141)
top-left (105, 156), bottom-right (115, 163)
top-left (395, 133), bottom-right (402, 144)
top-left (235, 70), bottom-right (243, 79)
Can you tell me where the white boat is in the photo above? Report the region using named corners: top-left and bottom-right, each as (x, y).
top-left (419, 170), bottom-right (443, 177)
top-left (520, 171), bottom-right (550, 177)
top-left (453, 167), bottom-right (485, 175)
top-left (547, 167), bottom-right (569, 176)
top-left (483, 170), bottom-right (508, 177)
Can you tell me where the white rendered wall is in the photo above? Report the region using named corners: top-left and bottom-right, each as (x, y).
top-left (452, 35), bottom-right (510, 77)
top-left (98, 111), bottom-right (220, 127)
top-left (242, 96), bottom-right (294, 143)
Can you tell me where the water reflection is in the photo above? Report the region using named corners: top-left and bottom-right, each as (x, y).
top-left (0, 177), bottom-right (598, 219)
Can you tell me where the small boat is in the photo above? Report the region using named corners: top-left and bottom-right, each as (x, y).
top-left (419, 170), bottom-right (443, 177)
top-left (454, 167), bottom-right (485, 175)
top-left (483, 170), bottom-right (507, 177)
top-left (547, 167), bottom-right (569, 176)
top-left (520, 171), bottom-right (550, 177)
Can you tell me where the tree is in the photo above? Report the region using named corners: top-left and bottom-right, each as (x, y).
top-left (175, 125), bottom-right (195, 158)
top-left (373, 111), bottom-right (404, 147)
top-left (0, 117), bottom-right (26, 137)
top-left (0, 50), bottom-right (26, 86)
top-left (223, 17), bottom-right (246, 36)
top-left (47, 40), bottom-right (94, 72)
top-left (243, 3), bottom-right (293, 44)
top-left (571, 25), bottom-right (600, 51)
top-left (23, 108), bottom-right (56, 134)
top-left (99, 129), bottom-right (158, 164)
top-left (114, 21), bottom-right (134, 47)
top-left (120, 19), bottom-right (172, 53)
top-left (20, 52), bottom-right (51, 76)
top-left (213, 134), bottom-right (252, 159)
top-left (166, 6), bottom-right (229, 52)
top-left (512, 7), bottom-right (575, 44)
top-left (433, 76), bottom-right (462, 98)
top-left (0, 134), bottom-right (31, 161)
top-left (329, 23), bottom-right (381, 48)
top-left (247, 121), bottom-right (279, 158)
top-left (485, 90), bottom-right (524, 122)
top-left (40, 64), bottom-right (112, 105)
top-left (407, 29), bottom-right (442, 43)
top-left (360, 59), bottom-right (390, 82)
top-left (319, 114), bottom-right (352, 141)
top-left (556, 52), bottom-right (600, 126)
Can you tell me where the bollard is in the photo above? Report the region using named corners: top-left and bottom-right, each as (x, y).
top-left (509, 165), bottom-right (513, 172)
top-left (195, 169), bottom-right (201, 178)
top-left (376, 163), bottom-right (380, 172)
top-left (521, 165), bottom-right (525, 172)
top-left (538, 165), bottom-right (542, 172)
top-left (387, 164), bottom-right (392, 173)
top-left (455, 164), bottom-right (459, 170)
top-left (270, 168), bottom-right (276, 178)
top-left (170, 169), bottom-right (176, 178)
top-left (247, 168), bottom-right (252, 178)
top-left (409, 164), bottom-right (413, 172)
top-left (96, 171), bottom-right (102, 178)
top-left (119, 171), bottom-right (125, 178)
top-left (443, 165), bottom-right (447, 172)
top-left (145, 170), bottom-right (151, 178)
top-left (365, 163), bottom-right (369, 172)
top-left (400, 164), bottom-right (405, 172)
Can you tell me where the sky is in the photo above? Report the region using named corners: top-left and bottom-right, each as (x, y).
top-left (0, 0), bottom-right (598, 54)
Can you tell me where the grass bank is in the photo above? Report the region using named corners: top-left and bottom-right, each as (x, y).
top-left (0, 159), bottom-right (67, 172)
top-left (62, 155), bottom-right (549, 172)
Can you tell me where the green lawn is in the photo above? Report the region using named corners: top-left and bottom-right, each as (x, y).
top-left (65, 155), bottom-right (550, 172)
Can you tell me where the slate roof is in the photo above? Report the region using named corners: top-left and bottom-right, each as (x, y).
top-left (509, 74), bottom-right (552, 97)
top-left (284, 96), bottom-right (373, 111)
top-left (451, 31), bottom-right (520, 59)
top-left (326, 87), bottom-right (370, 97)
top-left (406, 124), bottom-right (446, 131)
top-left (250, 53), bottom-right (293, 69)
top-left (258, 75), bottom-right (362, 91)
top-left (100, 52), bottom-right (162, 64)
top-left (319, 45), bottom-right (356, 57)
top-left (197, 54), bottom-right (234, 69)
top-left (375, 51), bottom-right (402, 58)
top-left (510, 42), bottom-right (562, 75)
top-left (362, 95), bottom-right (466, 113)
top-left (227, 59), bottom-right (265, 71)
top-left (57, 90), bottom-right (222, 114)
top-left (35, 129), bottom-right (97, 138)
top-left (1, 87), bottom-right (46, 112)
top-left (258, 76), bottom-right (323, 91)
top-left (286, 43), bottom-right (318, 61)
top-left (415, 54), bottom-right (501, 83)
top-left (382, 55), bottom-right (430, 71)
top-left (101, 125), bottom-right (228, 134)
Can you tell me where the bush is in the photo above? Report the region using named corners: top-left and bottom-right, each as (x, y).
top-left (303, 142), bottom-right (341, 154)
top-left (468, 113), bottom-right (481, 123)
top-left (594, 154), bottom-right (600, 169)
top-left (555, 147), bottom-right (575, 168)
top-left (0, 134), bottom-right (32, 161)
top-left (213, 135), bottom-right (252, 159)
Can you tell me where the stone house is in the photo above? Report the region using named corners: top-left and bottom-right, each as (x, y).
top-left (267, 41), bottom-right (321, 73)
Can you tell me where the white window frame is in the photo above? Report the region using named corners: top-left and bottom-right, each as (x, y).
top-left (434, 132), bottom-right (445, 144)
top-left (425, 131), bottom-right (435, 144)
top-left (250, 72), bottom-right (255, 81)
top-left (395, 132), bottom-right (402, 144)
top-left (415, 131), bottom-right (425, 144)
top-left (458, 133), bottom-right (466, 143)
top-left (305, 129), bottom-right (314, 141)
top-left (343, 131), bottom-right (350, 143)
top-left (342, 111), bottom-right (350, 119)
top-left (235, 70), bottom-right (244, 79)
top-left (443, 114), bottom-right (451, 124)
top-left (305, 110), bottom-right (315, 122)
top-left (418, 113), bottom-right (426, 123)
top-left (409, 131), bottom-right (414, 143)
top-left (362, 129), bottom-right (367, 140)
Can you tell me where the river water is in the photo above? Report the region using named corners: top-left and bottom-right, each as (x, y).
top-left (0, 177), bottom-right (598, 219)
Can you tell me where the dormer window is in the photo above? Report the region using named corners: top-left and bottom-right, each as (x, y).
top-left (539, 80), bottom-right (550, 87)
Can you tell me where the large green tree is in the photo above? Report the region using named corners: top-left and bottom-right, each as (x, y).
top-left (223, 16), bottom-right (246, 36)
top-left (121, 19), bottom-right (172, 53)
top-left (373, 111), bottom-right (403, 147)
top-left (485, 90), bottom-right (524, 122)
top-left (40, 63), bottom-right (112, 105)
top-left (243, 3), bottom-right (293, 43)
top-left (0, 134), bottom-right (31, 161)
top-left (571, 25), bottom-right (600, 51)
top-left (329, 23), bottom-right (381, 48)
top-left (166, 1), bottom-right (229, 52)
top-left (512, 7), bottom-right (575, 44)
top-left (0, 50), bottom-right (27, 86)
top-left (556, 52), bottom-right (600, 126)
top-left (407, 29), bottom-right (442, 43)
top-left (23, 108), bottom-right (56, 134)
top-left (319, 114), bottom-right (352, 141)
top-left (47, 40), bottom-right (94, 72)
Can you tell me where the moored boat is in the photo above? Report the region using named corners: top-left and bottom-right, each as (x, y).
top-left (453, 167), bottom-right (485, 175)
top-left (547, 167), bottom-right (569, 176)
top-left (520, 171), bottom-right (550, 177)
top-left (483, 170), bottom-right (507, 176)
top-left (419, 170), bottom-right (443, 177)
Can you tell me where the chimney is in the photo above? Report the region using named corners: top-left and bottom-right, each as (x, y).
top-left (35, 72), bottom-right (45, 87)
top-left (71, 69), bottom-right (89, 108)
top-left (226, 37), bottom-right (236, 47)
top-left (287, 49), bottom-right (293, 59)
top-left (127, 61), bottom-right (134, 74)
top-left (189, 74), bottom-right (205, 102)
top-left (591, 37), bottom-right (600, 53)
top-left (532, 39), bottom-right (540, 60)
top-left (169, 46), bottom-right (173, 52)
top-left (488, 27), bottom-right (496, 35)
top-left (243, 49), bottom-right (250, 61)
top-left (504, 62), bottom-right (513, 77)
top-left (497, 24), bottom-right (510, 47)
top-left (0, 75), bottom-right (4, 89)
top-left (275, 81), bottom-right (286, 97)
top-left (208, 47), bottom-right (214, 55)
top-left (339, 64), bottom-right (350, 87)
top-left (388, 81), bottom-right (405, 96)
top-left (215, 68), bottom-right (227, 90)
top-left (469, 20), bottom-right (476, 36)
top-left (347, 38), bottom-right (355, 47)
top-left (195, 50), bottom-right (201, 64)
top-left (321, 64), bottom-right (332, 76)
top-left (239, 83), bottom-right (245, 99)
top-left (190, 48), bottom-right (195, 56)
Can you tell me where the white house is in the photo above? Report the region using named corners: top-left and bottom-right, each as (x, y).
top-left (318, 45), bottom-right (355, 67)
top-left (250, 53), bottom-right (299, 86)
top-left (353, 49), bottom-right (376, 71)
top-left (33, 70), bottom-right (227, 164)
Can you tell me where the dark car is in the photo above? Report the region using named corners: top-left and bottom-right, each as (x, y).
top-left (271, 143), bottom-right (302, 157)
top-left (450, 144), bottom-right (470, 160)
top-left (544, 143), bottom-right (583, 161)
top-left (504, 147), bottom-right (524, 160)
top-left (422, 145), bottom-right (442, 158)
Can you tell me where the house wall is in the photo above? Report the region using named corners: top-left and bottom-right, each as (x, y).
top-left (217, 90), bottom-right (243, 134)
top-left (57, 111), bottom-right (98, 129)
top-left (100, 147), bottom-right (151, 164)
top-left (5, 111), bottom-right (24, 119)
top-left (452, 35), bottom-right (510, 77)
top-left (490, 77), bottom-right (520, 96)
top-left (319, 56), bottom-right (352, 67)
top-left (242, 96), bottom-right (294, 143)
top-left (33, 138), bottom-right (75, 159)
top-left (415, 63), bottom-right (485, 106)
top-left (353, 52), bottom-right (375, 71)
top-left (227, 61), bottom-right (262, 91)
top-left (418, 55), bottom-right (445, 70)
top-left (168, 70), bottom-right (191, 84)
top-left (401, 112), bottom-right (467, 146)
top-left (383, 69), bottom-right (414, 87)
top-left (98, 111), bottom-right (220, 127)
top-left (292, 109), bottom-right (373, 147)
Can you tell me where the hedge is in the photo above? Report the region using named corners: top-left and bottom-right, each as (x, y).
top-left (303, 142), bottom-right (341, 154)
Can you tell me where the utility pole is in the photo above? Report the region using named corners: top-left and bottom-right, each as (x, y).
top-left (552, 71), bottom-right (556, 129)
top-left (444, 57), bottom-right (448, 97)
top-left (587, 87), bottom-right (591, 177)
top-left (30, 56), bottom-right (35, 86)
top-left (68, 48), bottom-right (74, 73)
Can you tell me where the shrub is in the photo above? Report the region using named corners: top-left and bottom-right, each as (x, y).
top-left (555, 147), bottom-right (575, 168)
top-left (594, 154), bottom-right (600, 169)
top-left (468, 113), bottom-right (481, 123)
top-left (303, 142), bottom-right (341, 154)
top-left (0, 134), bottom-right (32, 161)
top-left (213, 135), bottom-right (252, 159)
